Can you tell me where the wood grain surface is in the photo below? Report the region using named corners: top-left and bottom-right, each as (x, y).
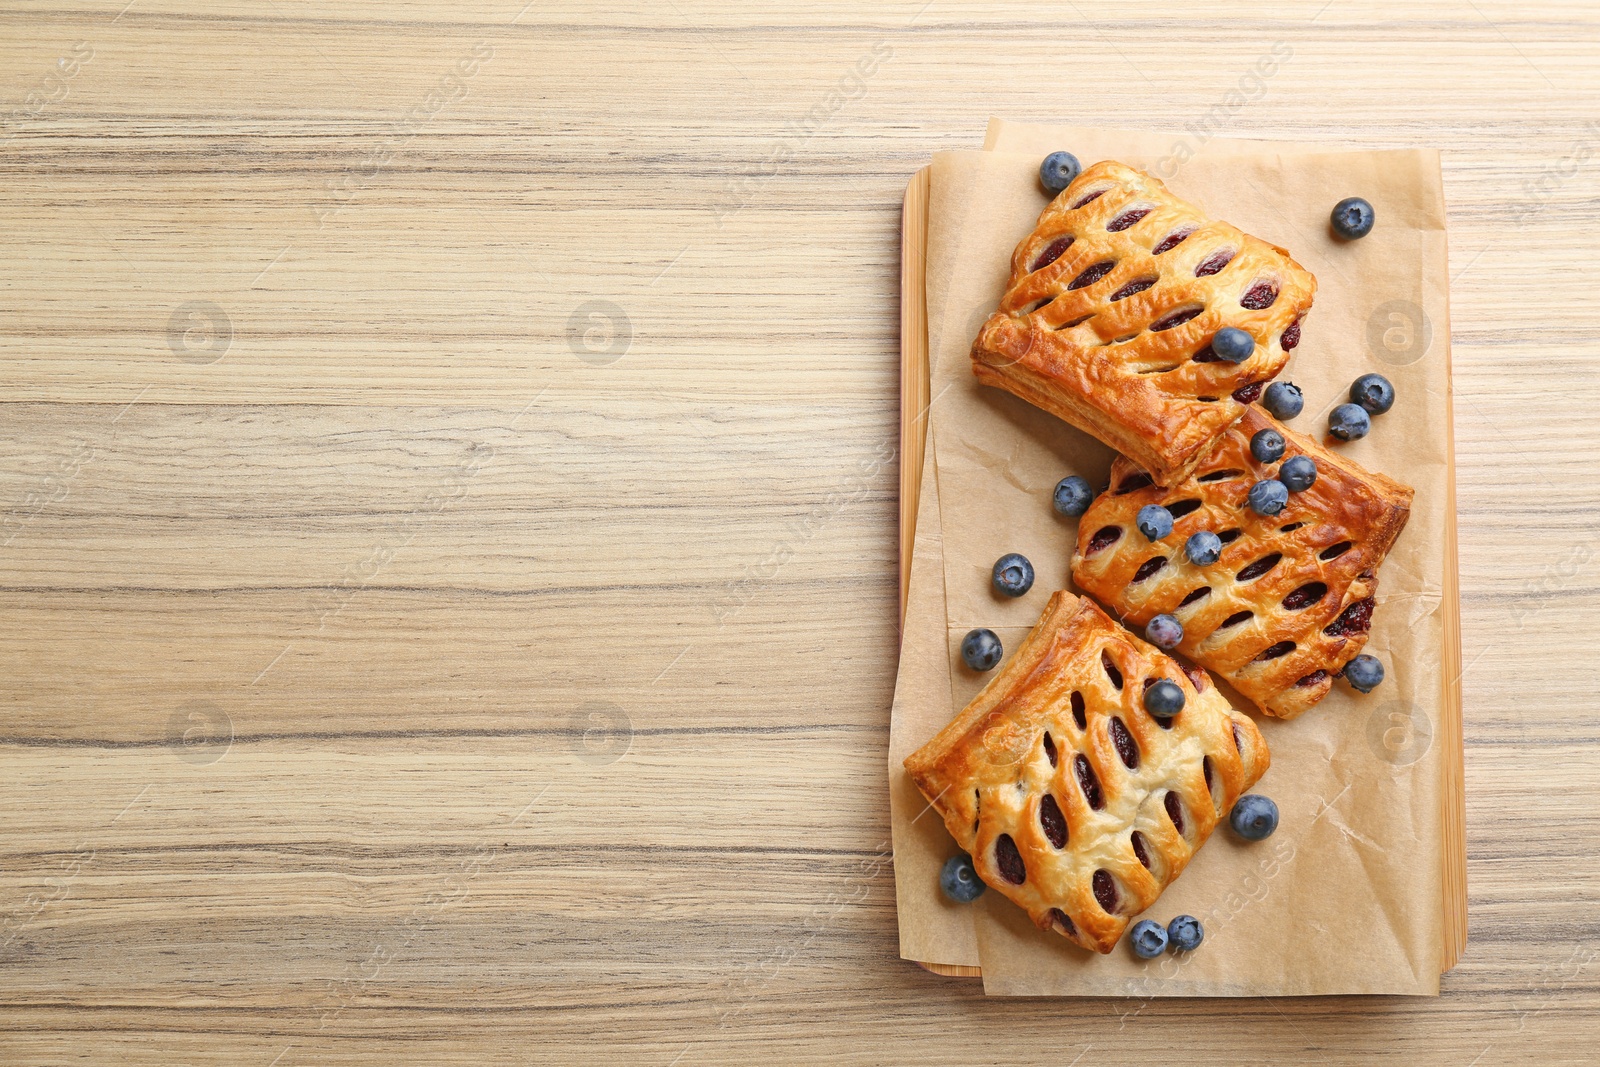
top-left (1, 2), bottom-right (1597, 1063)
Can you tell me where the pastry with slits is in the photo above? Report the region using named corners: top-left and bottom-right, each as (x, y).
top-left (1071, 407), bottom-right (1413, 719)
top-left (970, 160), bottom-right (1316, 487)
top-left (903, 591), bottom-right (1269, 954)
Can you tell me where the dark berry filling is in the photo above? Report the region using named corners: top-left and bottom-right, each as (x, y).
top-left (1164, 791), bottom-right (1186, 835)
top-left (1281, 320), bottom-right (1302, 350)
top-left (1198, 469), bottom-right (1245, 483)
top-left (1179, 586), bottom-right (1211, 607)
top-left (1109, 277), bottom-right (1157, 302)
top-left (1240, 281), bottom-right (1280, 310)
top-left (1282, 582), bottom-right (1328, 610)
top-left (1031, 235), bottom-right (1074, 272)
top-left (1072, 188), bottom-right (1108, 209)
top-left (1070, 690), bottom-right (1086, 730)
top-left (1087, 525), bottom-right (1123, 554)
top-left (1203, 755), bottom-right (1215, 794)
top-left (1166, 499), bottom-right (1202, 520)
top-left (1049, 907), bottom-right (1077, 938)
top-left (1075, 753), bottom-right (1104, 810)
top-left (1039, 793), bottom-right (1068, 849)
top-left (1236, 552), bottom-right (1283, 581)
top-left (1191, 342), bottom-right (1222, 363)
top-left (1324, 597), bottom-right (1375, 638)
top-left (1042, 731), bottom-right (1058, 767)
top-left (1217, 528), bottom-right (1243, 545)
top-left (1254, 640), bottom-right (1296, 662)
top-left (1219, 609), bottom-right (1254, 629)
top-left (1320, 541), bottom-right (1353, 561)
top-left (1151, 306), bottom-right (1204, 332)
top-left (1131, 557), bottom-right (1168, 583)
top-left (1092, 868), bottom-right (1119, 912)
top-left (1109, 716), bottom-right (1139, 769)
top-left (1232, 723), bottom-right (1244, 752)
top-left (995, 833), bottom-right (1026, 884)
top-left (1152, 228), bottom-right (1195, 255)
top-left (1183, 665), bottom-right (1208, 692)
top-left (1101, 649), bottom-right (1123, 689)
top-left (1295, 669), bottom-right (1330, 688)
top-left (1232, 381), bottom-right (1264, 404)
top-left (1195, 249), bottom-right (1236, 276)
top-left (1107, 207), bottom-right (1152, 232)
top-left (1131, 830), bottom-right (1152, 869)
top-left (1068, 261), bottom-right (1116, 290)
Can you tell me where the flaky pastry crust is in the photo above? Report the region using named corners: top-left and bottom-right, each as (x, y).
top-left (904, 592), bottom-right (1269, 954)
top-left (1070, 408), bottom-right (1413, 719)
top-left (971, 161), bottom-right (1316, 487)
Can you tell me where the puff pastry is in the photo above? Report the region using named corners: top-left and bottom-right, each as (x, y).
top-left (971, 160), bottom-right (1316, 487)
top-left (1071, 408), bottom-right (1413, 719)
top-left (904, 592), bottom-right (1269, 954)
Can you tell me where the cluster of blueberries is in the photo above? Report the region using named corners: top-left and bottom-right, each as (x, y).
top-left (939, 793), bottom-right (1281, 959)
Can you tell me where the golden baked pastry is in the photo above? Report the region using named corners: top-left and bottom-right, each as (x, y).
top-left (970, 160), bottom-right (1316, 487)
top-left (904, 592), bottom-right (1269, 954)
top-left (1071, 408), bottom-right (1413, 719)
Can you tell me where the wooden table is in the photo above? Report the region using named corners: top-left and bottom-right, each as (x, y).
top-left (1, 3), bottom-right (1595, 1063)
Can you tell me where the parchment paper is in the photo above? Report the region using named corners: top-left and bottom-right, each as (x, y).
top-left (889, 121), bottom-right (1454, 996)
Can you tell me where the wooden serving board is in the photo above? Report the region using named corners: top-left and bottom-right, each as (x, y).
top-left (897, 166), bottom-right (1467, 980)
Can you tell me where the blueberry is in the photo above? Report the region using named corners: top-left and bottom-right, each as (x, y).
top-left (1344, 653), bottom-right (1385, 693)
top-left (961, 628), bottom-right (1003, 672)
top-left (1330, 196), bottom-right (1375, 239)
top-left (1129, 918), bottom-right (1168, 959)
top-left (1247, 478), bottom-right (1289, 516)
top-left (1145, 614), bottom-right (1183, 650)
top-left (939, 853), bottom-right (986, 904)
top-left (1263, 381), bottom-right (1304, 421)
top-left (1230, 794), bottom-right (1279, 841)
top-left (1185, 530), bottom-right (1222, 566)
top-left (1280, 455), bottom-right (1317, 492)
top-left (1250, 428), bottom-right (1286, 464)
top-left (1143, 679), bottom-right (1185, 719)
top-left (1136, 504), bottom-right (1173, 542)
top-left (1167, 915), bottom-right (1204, 953)
top-left (1054, 474), bottom-right (1094, 517)
top-left (1040, 151), bottom-right (1082, 194)
top-left (992, 553), bottom-right (1035, 598)
top-left (1350, 373), bottom-right (1395, 415)
top-left (1329, 403), bottom-right (1371, 441)
top-left (1211, 326), bottom-right (1255, 364)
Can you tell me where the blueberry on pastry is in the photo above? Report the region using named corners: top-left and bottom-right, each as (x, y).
top-left (970, 160), bottom-right (1316, 487)
top-left (903, 592), bottom-right (1270, 954)
top-left (1070, 408), bottom-right (1413, 719)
